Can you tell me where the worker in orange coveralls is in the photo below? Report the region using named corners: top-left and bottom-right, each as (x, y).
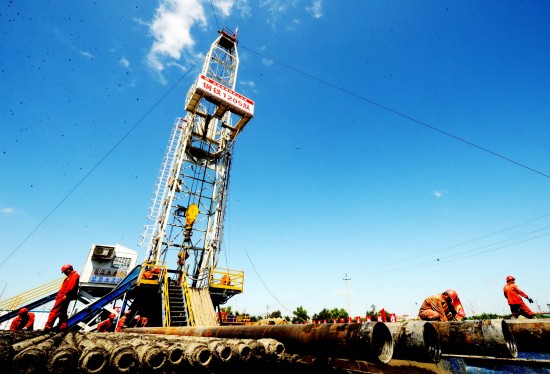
top-left (97, 313), bottom-right (117, 332)
top-left (116, 310), bottom-right (131, 332)
top-left (44, 264), bottom-right (80, 331)
top-left (10, 308), bottom-right (35, 331)
top-left (418, 289), bottom-right (466, 321)
top-left (504, 276), bottom-right (535, 319)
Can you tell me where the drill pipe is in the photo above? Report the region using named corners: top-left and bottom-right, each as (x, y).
top-left (431, 319), bottom-right (517, 358)
top-left (74, 333), bottom-right (109, 374)
top-left (12, 333), bottom-right (64, 373)
top-left (506, 319), bottom-right (550, 353)
top-left (125, 322), bottom-right (394, 364)
top-left (385, 321), bottom-right (441, 363)
top-left (48, 332), bottom-right (80, 374)
top-left (86, 333), bottom-right (139, 373)
top-left (258, 338), bottom-right (286, 358)
top-left (129, 340), bottom-right (168, 372)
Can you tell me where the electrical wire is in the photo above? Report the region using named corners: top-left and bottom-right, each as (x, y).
top-left (240, 45), bottom-right (550, 181)
top-left (359, 225), bottom-right (550, 278)
top-left (0, 63), bottom-right (200, 269)
top-left (232, 211), bottom-right (293, 313)
top-left (349, 212), bottom-right (550, 274)
top-left (208, 0), bottom-right (221, 30)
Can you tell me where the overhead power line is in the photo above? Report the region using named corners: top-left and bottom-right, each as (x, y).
top-left (0, 64), bottom-right (199, 269)
top-left (241, 45), bottom-right (550, 181)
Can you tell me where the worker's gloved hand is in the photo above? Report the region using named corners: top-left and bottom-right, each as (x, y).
top-left (528, 298), bottom-right (534, 303)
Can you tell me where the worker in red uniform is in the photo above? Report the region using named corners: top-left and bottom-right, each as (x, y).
top-left (116, 310), bottom-right (131, 332)
top-left (10, 308), bottom-right (35, 331)
top-left (97, 313), bottom-right (117, 332)
top-left (44, 264), bottom-right (80, 331)
top-left (418, 289), bottom-right (466, 321)
top-left (503, 276), bottom-right (534, 319)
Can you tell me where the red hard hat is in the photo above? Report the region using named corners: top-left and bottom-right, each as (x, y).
top-left (506, 275), bottom-right (515, 282)
top-left (18, 308), bottom-right (28, 315)
top-left (61, 264), bottom-right (73, 272)
top-left (109, 313), bottom-right (116, 319)
top-left (445, 289), bottom-right (458, 301)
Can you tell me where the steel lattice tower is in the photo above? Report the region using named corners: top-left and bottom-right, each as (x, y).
top-left (141, 28), bottom-right (254, 290)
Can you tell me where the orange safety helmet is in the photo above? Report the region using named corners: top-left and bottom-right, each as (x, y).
top-left (445, 289), bottom-right (458, 301)
top-left (61, 264), bottom-right (73, 273)
top-left (444, 289), bottom-right (466, 318)
top-left (506, 276), bottom-right (515, 283)
top-left (109, 313), bottom-right (116, 319)
top-left (18, 308), bottom-right (28, 315)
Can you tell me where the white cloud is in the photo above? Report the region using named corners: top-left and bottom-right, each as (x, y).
top-left (147, 0), bottom-right (250, 78)
top-left (1, 207), bottom-right (14, 214)
top-left (240, 80), bottom-right (255, 88)
top-left (212, 0), bottom-right (235, 17)
top-left (79, 51), bottom-right (95, 59)
top-left (261, 57), bottom-right (274, 66)
top-left (306, 0), bottom-right (323, 19)
top-left (286, 18), bottom-right (301, 31)
top-left (119, 57), bottom-right (130, 68)
top-left (433, 190), bottom-right (449, 198)
top-left (147, 0), bottom-right (207, 74)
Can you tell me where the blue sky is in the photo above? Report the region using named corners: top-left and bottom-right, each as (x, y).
top-left (1, 0), bottom-right (550, 319)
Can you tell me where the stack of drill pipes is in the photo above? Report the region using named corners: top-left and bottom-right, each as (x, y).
top-left (385, 321), bottom-right (442, 363)
top-left (86, 332), bottom-right (139, 374)
top-left (47, 332), bottom-right (80, 373)
top-left (0, 331), bottom-right (53, 368)
top-left (12, 332), bottom-right (65, 373)
top-left (122, 334), bottom-right (168, 373)
top-left (73, 332), bottom-right (110, 374)
top-left (257, 338), bottom-right (286, 358)
top-left (132, 333), bottom-right (213, 370)
top-left (125, 321), bottom-right (394, 364)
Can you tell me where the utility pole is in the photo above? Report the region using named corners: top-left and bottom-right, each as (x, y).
top-left (266, 304), bottom-right (270, 319)
top-left (343, 273), bottom-right (351, 317)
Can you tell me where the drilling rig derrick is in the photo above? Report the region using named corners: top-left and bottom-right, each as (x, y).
top-left (139, 27), bottom-right (254, 326)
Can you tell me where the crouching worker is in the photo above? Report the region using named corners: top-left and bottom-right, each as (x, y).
top-left (10, 308), bottom-right (35, 331)
top-left (419, 289), bottom-right (466, 321)
top-left (97, 313), bottom-right (117, 332)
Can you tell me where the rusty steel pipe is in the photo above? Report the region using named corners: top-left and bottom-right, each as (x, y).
top-left (385, 321), bottom-right (441, 363)
top-left (13, 333), bottom-right (64, 373)
top-left (431, 319), bottom-right (517, 358)
top-left (48, 333), bottom-right (80, 373)
top-left (125, 322), bottom-right (394, 364)
top-left (506, 319), bottom-right (550, 353)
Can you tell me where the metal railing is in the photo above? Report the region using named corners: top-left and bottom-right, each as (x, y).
top-left (209, 268), bottom-right (244, 293)
top-left (0, 277), bottom-right (64, 311)
top-left (136, 261), bottom-right (166, 286)
top-left (182, 275), bottom-right (195, 326)
top-left (162, 271), bottom-right (171, 327)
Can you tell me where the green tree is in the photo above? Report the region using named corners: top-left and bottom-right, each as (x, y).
top-left (292, 306), bottom-right (309, 324)
top-left (269, 310), bottom-right (282, 318)
top-left (222, 306), bottom-right (233, 315)
top-left (366, 304), bottom-right (377, 319)
top-left (312, 308), bottom-right (331, 321)
top-left (329, 308), bottom-right (349, 321)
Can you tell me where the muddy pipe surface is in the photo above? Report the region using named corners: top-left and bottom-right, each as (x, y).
top-left (385, 321), bottom-right (441, 363)
top-left (48, 332), bottom-right (80, 374)
top-left (74, 333), bottom-right (109, 374)
top-left (13, 334), bottom-right (64, 373)
top-left (506, 319), bottom-right (550, 353)
top-left (125, 322), bottom-right (394, 364)
top-left (431, 319), bottom-right (517, 358)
